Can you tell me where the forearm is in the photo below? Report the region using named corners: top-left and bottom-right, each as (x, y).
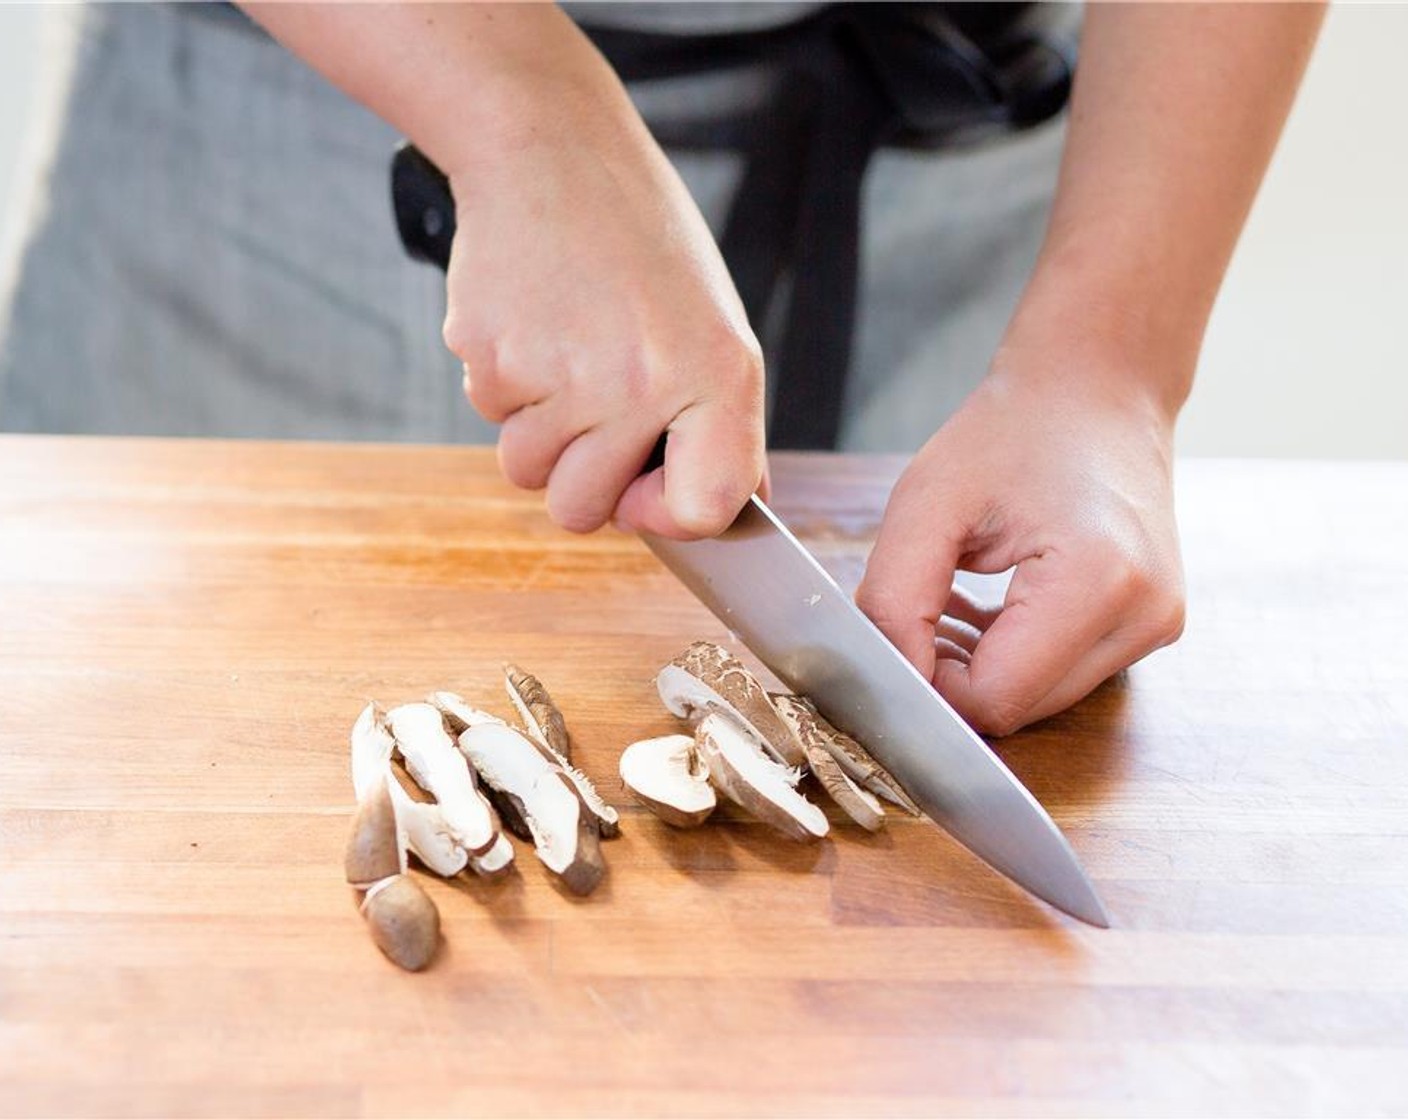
top-left (1007, 2), bottom-right (1325, 416)
top-left (238, 2), bottom-right (646, 179)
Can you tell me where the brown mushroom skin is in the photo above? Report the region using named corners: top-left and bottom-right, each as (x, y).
top-left (504, 663), bottom-right (572, 761)
top-left (771, 693), bottom-right (886, 831)
top-left (343, 777), bottom-right (404, 888)
top-left (502, 666), bottom-right (621, 840)
top-left (555, 804), bottom-right (606, 896)
top-left (482, 784), bottom-right (535, 843)
top-left (630, 790), bottom-right (716, 830)
top-left (361, 874), bottom-right (440, 972)
top-left (770, 692), bottom-right (922, 817)
top-left (659, 642), bottom-right (807, 768)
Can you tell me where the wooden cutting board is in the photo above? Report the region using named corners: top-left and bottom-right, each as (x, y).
top-left (1, 435), bottom-right (1405, 1117)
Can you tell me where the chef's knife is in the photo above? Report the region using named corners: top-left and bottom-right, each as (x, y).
top-left (391, 144), bottom-right (1110, 927)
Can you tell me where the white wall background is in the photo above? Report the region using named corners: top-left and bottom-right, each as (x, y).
top-left (1, 3), bottom-right (1404, 458)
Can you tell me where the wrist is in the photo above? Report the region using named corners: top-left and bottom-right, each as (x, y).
top-left (996, 232), bottom-right (1208, 426)
top-left (421, 8), bottom-right (646, 185)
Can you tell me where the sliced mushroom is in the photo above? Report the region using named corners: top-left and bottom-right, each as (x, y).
top-left (387, 702), bottom-right (499, 856)
top-left (344, 774), bottom-right (407, 888)
top-left (656, 641), bottom-right (806, 767)
top-left (428, 691), bottom-right (503, 736)
top-left (771, 693), bottom-right (885, 831)
top-left (361, 874), bottom-right (440, 972)
top-left (771, 693), bottom-right (921, 816)
top-left (351, 703), bottom-right (472, 878)
top-left (458, 722), bottom-right (606, 896)
top-left (504, 663), bottom-right (571, 760)
top-left (694, 712), bottom-right (828, 842)
top-left (619, 734), bottom-right (717, 829)
top-left (481, 781), bottom-right (534, 844)
top-left (498, 667), bottom-right (621, 840)
top-left (468, 832), bottom-right (516, 880)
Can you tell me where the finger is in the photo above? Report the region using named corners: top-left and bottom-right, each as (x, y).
top-left (614, 398), bottom-right (764, 539)
top-left (930, 551), bottom-right (1125, 736)
top-left (1016, 602), bottom-right (1185, 728)
top-left (854, 475), bottom-right (969, 687)
top-left (459, 342), bottom-right (559, 426)
top-left (545, 422), bottom-right (662, 534)
top-left (936, 615), bottom-right (983, 655)
top-left (943, 582), bottom-right (1004, 631)
top-left (933, 636), bottom-right (972, 665)
top-left (496, 397), bottom-right (582, 491)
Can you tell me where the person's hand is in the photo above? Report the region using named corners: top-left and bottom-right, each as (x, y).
top-left (440, 81), bottom-right (766, 539)
top-left (856, 352), bottom-right (1186, 736)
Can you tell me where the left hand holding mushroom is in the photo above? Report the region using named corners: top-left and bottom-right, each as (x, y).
top-left (856, 353), bottom-right (1187, 737)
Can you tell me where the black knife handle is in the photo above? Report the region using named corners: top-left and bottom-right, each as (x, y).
top-left (391, 143), bottom-right (456, 271)
top-left (391, 142), bottom-right (666, 474)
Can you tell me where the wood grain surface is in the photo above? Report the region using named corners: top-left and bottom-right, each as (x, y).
top-left (1, 436), bottom-right (1405, 1118)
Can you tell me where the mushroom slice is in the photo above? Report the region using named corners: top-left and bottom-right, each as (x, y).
top-left (344, 775), bottom-right (407, 888)
top-left (467, 832), bottom-right (516, 880)
top-left (458, 723), bottom-right (606, 896)
top-left (619, 734), bottom-right (717, 829)
top-left (771, 694), bottom-right (885, 831)
top-left (771, 693), bottom-right (921, 816)
top-left (504, 663), bottom-right (572, 761)
top-left (387, 702), bottom-right (499, 856)
top-left (694, 712), bottom-right (828, 842)
top-left (361, 874), bottom-right (440, 972)
top-left (656, 641), bottom-right (806, 767)
top-left (499, 667), bottom-right (621, 840)
top-left (428, 691), bottom-right (503, 736)
top-left (351, 704), bottom-right (475, 879)
top-left (481, 782), bottom-right (534, 844)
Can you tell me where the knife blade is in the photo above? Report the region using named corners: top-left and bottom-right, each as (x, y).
top-left (643, 495), bottom-right (1110, 928)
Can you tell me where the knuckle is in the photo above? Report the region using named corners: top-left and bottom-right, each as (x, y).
top-left (495, 431), bottom-right (547, 491)
top-left (974, 695), bottom-right (1029, 739)
top-left (1152, 593), bottom-right (1187, 646)
top-left (672, 483), bottom-right (744, 537)
top-left (548, 498), bottom-right (607, 535)
top-left (441, 312), bottom-right (474, 361)
top-left (855, 583), bottom-right (909, 634)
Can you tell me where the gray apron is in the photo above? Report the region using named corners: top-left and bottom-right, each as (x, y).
top-left (0, 3), bottom-right (1067, 452)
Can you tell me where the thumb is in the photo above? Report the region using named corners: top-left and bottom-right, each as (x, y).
top-left (613, 398), bottom-right (764, 539)
top-left (855, 470), bottom-right (970, 684)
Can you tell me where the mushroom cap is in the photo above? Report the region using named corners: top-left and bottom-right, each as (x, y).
top-left (619, 734), bottom-right (717, 829)
top-left (361, 874), bottom-right (440, 972)
top-left (656, 642), bottom-right (806, 767)
top-left (770, 692), bottom-right (922, 817)
top-left (771, 694), bottom-right (885, 831)
top-left (504, 663), bottom-right (573, 761)
top-left (695, 712), bottom-right (828, 842)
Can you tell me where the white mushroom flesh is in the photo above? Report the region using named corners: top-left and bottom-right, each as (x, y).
top-left (619, 734), bottom-right (716, 827)
top-left (387, 702), bottom-right (498, 855)
top-left (351, 703), bottom-right (472, 878)
top-left (458, 722), bottom-right (604, 892)
top-left (695, 712), bottom-right (828, 841)
top-left (428, 691), bottom-right (504, 736)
